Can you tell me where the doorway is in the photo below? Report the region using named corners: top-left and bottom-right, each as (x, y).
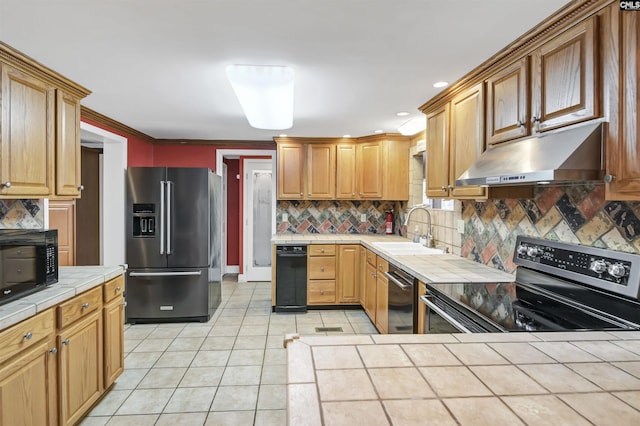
top-left (243, 158), bottom-right (273, 282)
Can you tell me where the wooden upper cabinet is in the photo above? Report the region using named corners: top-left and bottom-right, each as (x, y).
top-left (425, 104), bottom-right (450, 198)
top-left (607, 8), bottom-right (640, 199)
top-left (306, 143), bottom-right (335, 199)
top-left (382, 137), bottom-right (410, 200)
top-left (276, 142), bottom-right (305, 199)
top-left (486, 57), bottom-right (530, 145)
top-left (49, 199), bottom-right (76, 266)
top-left (532, 17), bottom-right (598, 132)
top-left (0, 63), bottom-right (54, 197)
top-left (335, 144), bottom-right (357, 199)
top-left (56, 90), bottom-right (82, 197)
top-left (357, 140), bottom-right (383, 199)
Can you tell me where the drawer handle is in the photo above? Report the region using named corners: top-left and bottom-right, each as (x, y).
top-left (23, 332), bottom-right (33, 340)
top-left (115, 287), bottom-right (122, 293)
top-left (82, 303), bottom-right (90, 309)
top-left (62, 339), bottom-right (70, 346)
top-left (49, 347), bottom-right (58, 355)
top-left (321, 249), bottom-right (325, 253)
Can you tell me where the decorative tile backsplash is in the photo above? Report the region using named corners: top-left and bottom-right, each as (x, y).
top-left (461, 183), bottom-right (640, 273)
top-left (277, 200), bottom-right (405, 234)
top-left (0, 199), bottom-right (44, 229)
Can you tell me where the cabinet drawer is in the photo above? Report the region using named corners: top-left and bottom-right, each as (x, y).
top-left (0, 309), bottom-right (55, 365)
top-left (308, 280), bottom-right (336, 304)
top-left (308, 256), bottom-right (336, 279)
top-left (366, 249), bottom-right (377, 267)
top-left (2, 246), bottom-right (37, 258)
top-left (377, 258), bottom-right (389, 273)
top-left (103, 275), bottom-right (125, 303)
top-left (2, 258), bottom-right (37, 282)
top-left (308, 245), bottom-right (336, 256)
top-left (57, 286), bottom-right (102, 329)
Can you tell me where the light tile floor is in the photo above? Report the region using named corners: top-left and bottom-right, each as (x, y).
top-left (81, 276), bottom-right (377, 425)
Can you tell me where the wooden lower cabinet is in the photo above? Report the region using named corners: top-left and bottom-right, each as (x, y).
top-left (48, 199), bottom-right (76, 266)
top-left (336, 245), bottom-right (361, 304)
top-left (364, 262), bottom-right (377, 322)
top-left (417, 281), bottom-right (427, 334)
top-left (307, 245), bottom-right (336, 305)
top-left (58, 309), bottom-right (103, 426)
top-left (375, 259), bottom-right (389, 334)
top-left (308, 280), bottom-right (336, 304)
top-left (103, 276), bottom-right (125, 388)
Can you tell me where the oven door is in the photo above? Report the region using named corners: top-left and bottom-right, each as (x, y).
top-left (420, 293), bottom-right (503, 333)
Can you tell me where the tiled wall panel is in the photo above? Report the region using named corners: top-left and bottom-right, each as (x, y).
top-left (0, 199), bottom-right (44, 229)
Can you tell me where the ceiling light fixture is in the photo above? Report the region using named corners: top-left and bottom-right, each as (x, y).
top-left (374, 129), bottom-right (384, 134)
top-left (226, 64), bottom-right (294, 130)
top-left (433, 81), bottom-right (449, 88)
top-left (396, 111), bottom-right (410, 117)
top-left (398, 117), bottom-right (426, 136)
top-left (343, 134), bottom-right (352, 138)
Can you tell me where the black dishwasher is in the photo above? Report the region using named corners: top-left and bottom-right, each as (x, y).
top-left (275, 245), bottom-right (307, 312)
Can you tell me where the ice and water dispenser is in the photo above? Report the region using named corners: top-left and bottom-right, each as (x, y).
top-left (132, 204), bottom-right (156, 237)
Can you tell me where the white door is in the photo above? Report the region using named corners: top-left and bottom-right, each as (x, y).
top-left (243, 159), bottom-right (274, 281)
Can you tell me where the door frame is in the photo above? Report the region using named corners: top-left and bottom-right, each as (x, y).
top-left (216, 149), bottom-right (276, 282)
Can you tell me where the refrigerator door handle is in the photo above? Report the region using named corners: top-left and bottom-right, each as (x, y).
top-left (167, 180), bottom-right (173, 254)
top-left (160, 180), bottom-right (166, 255)
top-left (129, 271), bottom-right (203, 277)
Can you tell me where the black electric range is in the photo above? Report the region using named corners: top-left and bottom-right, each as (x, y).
top-left (421, 236), bottom-right (640, 333)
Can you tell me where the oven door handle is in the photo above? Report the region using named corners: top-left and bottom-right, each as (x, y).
top-left (420, 295), bottom-right (472, 333)
top-left (384, 271), bottom-right (413, 290)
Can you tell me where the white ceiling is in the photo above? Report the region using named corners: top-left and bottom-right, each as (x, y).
top-left (0, 0), bottom-right (569, 141)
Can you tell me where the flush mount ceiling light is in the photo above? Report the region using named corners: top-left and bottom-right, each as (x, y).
top-left (396, 111), bottom-right (410, 117)
top-left (398, 117), bottom-right (426, 136)
top-left (433, 81), bottom-right (449, 88)
top-left (226, 64), bottom-right (294, 130)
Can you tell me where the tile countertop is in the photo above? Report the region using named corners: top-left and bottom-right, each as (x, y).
top-left (285, 332), bottom-right (640, 426)
top-left (272, 234), bottom-right (515, 284)
top-left (0, 265), bottom-right (126, 331)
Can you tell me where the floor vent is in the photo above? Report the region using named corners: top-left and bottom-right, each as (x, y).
top-left (315, 327), bottom-right (343, 332)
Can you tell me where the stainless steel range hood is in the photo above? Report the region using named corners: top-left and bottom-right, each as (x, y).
top-left (455, 122), bottom-right (604, 187)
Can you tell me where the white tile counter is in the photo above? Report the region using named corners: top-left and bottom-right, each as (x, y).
top-left (286, 331), bottom-right (640, 425)
top-left (272, 234), bottom-right (515, 284)
top-left (0, 265), bottom-right (126, 331)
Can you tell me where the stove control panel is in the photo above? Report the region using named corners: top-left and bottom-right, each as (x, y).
top-left (515, 241), bottom-right (633, 287)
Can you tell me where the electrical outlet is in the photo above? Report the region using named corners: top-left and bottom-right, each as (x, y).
top-left (457, 219), bottom-right (465, 234)
top-left (360, 213), bottom-right (367, 223)
top-left (282, 213), bottom-right (288, 223)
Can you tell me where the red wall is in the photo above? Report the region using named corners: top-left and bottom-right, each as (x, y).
top-left (81, 118), bottom-right (154, 166)
top-left (153, 145), bottom-right (216, 170)
top-left (224, 159), bottom-right (240, 266)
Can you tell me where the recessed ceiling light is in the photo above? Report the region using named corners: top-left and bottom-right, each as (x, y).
top-left (279, 134), bottom-right (287, 137)
top-left (433, 81), bottom-right (449, 88)
top-left (374, 129), bottom-right (384, 134)
top-left (226, 64), bottom-right (294, 130)
top-left (396, 111), bottom-right (410, 117)
top-left (343, 134), bottom-right (352, 138)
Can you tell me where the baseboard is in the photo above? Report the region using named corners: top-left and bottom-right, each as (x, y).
top-left (225, 265), bottom-right (239, 274)
top-left (238, 273), bottom-right (248, 283)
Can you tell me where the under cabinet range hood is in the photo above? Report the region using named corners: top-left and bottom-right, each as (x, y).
top-left (456, 122), bottom-right (605, 187)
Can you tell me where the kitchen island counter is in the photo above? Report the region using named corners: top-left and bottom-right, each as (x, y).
top-left (286, 331), bottom-right (640, 425)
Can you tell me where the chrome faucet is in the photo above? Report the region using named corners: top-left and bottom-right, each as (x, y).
top-left (403, 204), bottom-right (434, 247)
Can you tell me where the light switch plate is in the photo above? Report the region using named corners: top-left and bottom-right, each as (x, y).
top-left (282, 213), bottom-right (288, 222)
top-left (360, 213), bottom-right (367, 223)
top-left (457, 219), bottom-right (465, 234)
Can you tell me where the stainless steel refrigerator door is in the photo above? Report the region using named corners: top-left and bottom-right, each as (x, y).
top-left (125, 268), bottom-right (210, 321)
top-left (166, 168), bottom-right (210, 268)
top-left (126, 167), bottom-right (168, 268)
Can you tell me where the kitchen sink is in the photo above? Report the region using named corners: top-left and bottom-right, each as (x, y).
top-left (371, 241), bottom-right (444, 255)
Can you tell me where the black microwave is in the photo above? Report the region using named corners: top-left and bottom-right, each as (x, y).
top-left (0, 229), bottom-right (58, 306)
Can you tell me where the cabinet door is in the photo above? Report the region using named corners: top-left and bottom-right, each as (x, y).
top-left (0, 340), bottom-right (58, 426)
top-left (375, 273), bottom-right (388, 334)
top-left (276, 142), bottom-right (305, 199)
top-left (335, 144), bottom-right (357, 199)
top-left (337, 245), bottom-right (360, 304)
top-left (56, 90), bottom-right (82, 197)
top-left (357, 141), bottom-right (383, 198)
top-left (58, 312), bottom-right (103, 426)
top-left (449, 84), bottom-right (487, 199)
top-left (364, 263), bottom-right (377, 322)
top-left (103, 297), bottom-right (124, 388)
top-left (306, 143), bottom-right (335, 199)
top-left (382, 138), bottom-right (410, 200)
top-left (531, 17), bottom-right (597, 132)
top-left (359, 246), bottom-right (367, 305)
top-left (0, 63), bottom-right (54, 197)
top-left (48, 200), bottom-right (76, 266)
top-left (486, 57), bottom-right (530, 145)
top-left (425, 104), bottom-right (450, 198)
top-left (607, 10), bottom-right (640, 199)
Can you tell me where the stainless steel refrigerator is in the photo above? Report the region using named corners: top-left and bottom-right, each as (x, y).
top-left (125, 167), bottom-right (222, 323)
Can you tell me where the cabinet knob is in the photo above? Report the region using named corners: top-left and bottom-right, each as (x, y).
top-left (320, 290), bottom-right (324, 295)
top-left (517, 120), bottom-right (525, 128)
top-left (352, 193), bottom-right (355, 196)
top-left (62, 339), bottom-right (70, 346)
top-left (320, 249), bottom-right (325, 253)
top-left (441, 186), bottom-right (447, 191)
top-left (359, 192), bottom-right (363, 196)
top-left (23, 332), bottom-right (33, 340)
top-left (49, 347), bottom-right (58, 355)
top-left (78, 184), bottom-right (85, 191)
top-left (300, 192), bottom-right (303, 196)
top-left (81, 303), bottom-right (90, 309)
top-left (320, 266), bottom-right (325, 271)
top-left (1, 181), bottom-right (11, 188)
top-left (603, 174), bottom-right (616, 183)
top-left (308, 192), bottom-right (311, 195)
top-left (115, 286), bottom-right (122, 292)
top-left (448, 185), bottom-right (454, 190)
top-left (531, 116), bottom-right (539, 123)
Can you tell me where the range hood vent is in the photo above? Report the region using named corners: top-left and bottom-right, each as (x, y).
top-left (456, 122), bottom-right (604, 187)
